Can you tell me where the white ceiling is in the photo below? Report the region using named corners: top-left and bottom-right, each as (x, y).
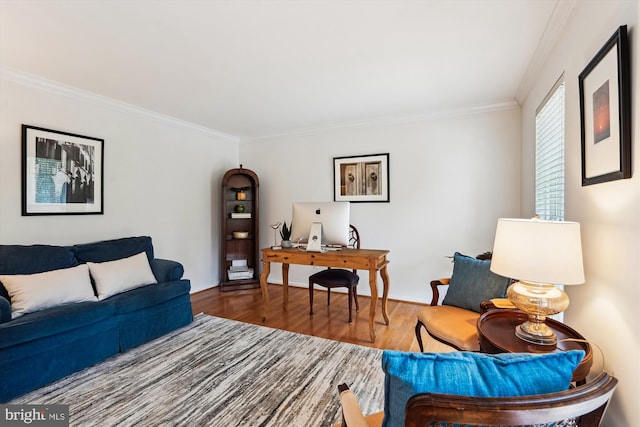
top-left (0, 0), bottom-right (574, 140)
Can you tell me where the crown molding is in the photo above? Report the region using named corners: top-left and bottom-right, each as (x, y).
top-left (1, 65), bottom-right (520, 144)
top-left (241, 100), bottom-right (520, 143)
top-left (0, 65), bottom-right (240, 143)
top-left (515, 0), bottom-right (577, 104)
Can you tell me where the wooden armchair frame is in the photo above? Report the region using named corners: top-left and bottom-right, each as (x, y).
top-left (405, 372), bottom-right (617, 427)
top-left (337, 372), bottom-right (617, 427)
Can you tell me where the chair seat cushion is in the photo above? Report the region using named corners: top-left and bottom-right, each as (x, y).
top-left (416, 305), bottom-right (480, 351)
top-left (309, 269), bottom-right (359, 287)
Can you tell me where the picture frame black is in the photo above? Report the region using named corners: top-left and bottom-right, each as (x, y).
top-left (22, 125), bottom-right (104, 215)
top-left (579, 25), bottom-right (631, 186)
top-left (333, 153), bottom-right (389, 203)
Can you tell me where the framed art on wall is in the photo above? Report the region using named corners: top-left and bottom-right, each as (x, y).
top-left (334, 153), bottom-right (389, 202)
top-left (22, 125), bottom-right (104, 215)
top-left (579, 25), bottom-right (631, 186)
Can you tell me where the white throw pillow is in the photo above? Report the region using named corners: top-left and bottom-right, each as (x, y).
top-left (0, 264), bottom-right (97, 319)
top-left (87, 252), bottom-right (157, 300)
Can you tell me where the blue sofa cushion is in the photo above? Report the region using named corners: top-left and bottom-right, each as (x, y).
top-left (381, 350), bottom-right (584, 427)
top-left (106, 280), bottom-right (191, 314)
top-left (73, 236), bottom-right (154, 264)
top-left (442, 252), bottom-right (511, 312)
top-left (0, 245), bottom-right (77, 301)
top-left (0, 317), bottom-right (119, 402)
top-left (118, 294), bottom-right (193, 351)
top-left (0, 300), bottom-right (115, 350)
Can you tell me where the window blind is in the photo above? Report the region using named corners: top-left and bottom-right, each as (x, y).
top-left (535, 81), bottom-right (565, 221)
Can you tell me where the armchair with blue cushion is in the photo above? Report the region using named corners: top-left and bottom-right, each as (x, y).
top-left (414, 252), bottom-right (514, 352)
top-left (334, 350), bottom-right (617, 427)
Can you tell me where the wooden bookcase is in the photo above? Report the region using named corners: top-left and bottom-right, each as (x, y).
top-left (220, 166), bottom-right (260, 291)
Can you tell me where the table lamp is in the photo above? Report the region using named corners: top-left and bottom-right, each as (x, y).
top-left (490, 218), bottom-right (585, 345)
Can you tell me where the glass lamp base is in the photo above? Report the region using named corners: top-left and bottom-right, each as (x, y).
top-left (507, 281), bottom-right (570, 347)
top-left (515, 321), bottom-right (557, 345)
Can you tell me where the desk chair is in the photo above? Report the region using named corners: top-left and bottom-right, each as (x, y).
top-left (336, 372), bottom-right (617, 427)
top-left (309, 225), bottom-right (360, 323)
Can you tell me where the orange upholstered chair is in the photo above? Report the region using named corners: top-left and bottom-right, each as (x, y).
top-left (414, 252), bottom-right (513, 352)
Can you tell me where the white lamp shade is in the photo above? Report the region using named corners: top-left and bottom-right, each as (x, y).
top-left (490, 218), bottom-right (585, 285)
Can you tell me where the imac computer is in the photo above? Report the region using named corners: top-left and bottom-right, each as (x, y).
top-left (290, 202), bottom-right (350, 251)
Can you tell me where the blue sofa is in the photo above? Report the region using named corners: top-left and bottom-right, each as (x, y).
top-left (0, 236), bottom-right (193, 402)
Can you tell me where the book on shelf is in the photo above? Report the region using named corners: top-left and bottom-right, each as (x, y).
top-left (228, 259), bottom-right (251, 279)
top-left (228, 268), bottom-right (254, 280)
top-left (230, 212), bottom-right (251, 219)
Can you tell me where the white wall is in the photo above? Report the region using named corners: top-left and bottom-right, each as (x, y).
top-left (240, 106), bottom-right (522, 303)
top-left (519, 1), bottom-right (639, 425)
top-left (0, 71), bottom-right (240, 293)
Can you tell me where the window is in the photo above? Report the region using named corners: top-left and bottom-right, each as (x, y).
top-left (535, 79), bottom-right (565, 221)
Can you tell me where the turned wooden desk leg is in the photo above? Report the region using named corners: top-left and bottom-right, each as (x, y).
top-left (282, 263), bottom-right (290, 311)
top-left (260, 260), bottom-right (271, 322)
top-left (380, 264), bottom-right (390, 326)
top-left (368, 268), bottom-right (379, 342)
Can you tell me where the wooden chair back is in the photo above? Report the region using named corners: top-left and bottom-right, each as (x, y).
top-left (404, 372), bottom-right (617, 427)
top-left (348, 224), bottom-right (361, 250)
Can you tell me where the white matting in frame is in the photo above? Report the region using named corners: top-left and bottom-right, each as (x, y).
top-left (579, 25), bottom-right (631, 186)
top-left (22, 125), bottom-right (104, 215)
top-left (333, 153), bottom-right (389, 202)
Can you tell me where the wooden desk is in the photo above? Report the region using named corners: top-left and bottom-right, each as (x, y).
top-left (477, 310), bottom-right (593, 384)
top-left (260, 247), bottom-right (391, 342)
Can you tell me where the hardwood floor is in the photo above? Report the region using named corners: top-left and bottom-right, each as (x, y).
top-left (191, 284), bottom-right (423, 351)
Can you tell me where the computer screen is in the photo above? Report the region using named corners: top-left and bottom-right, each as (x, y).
top-left (290, 202), bottom-right (350, 247)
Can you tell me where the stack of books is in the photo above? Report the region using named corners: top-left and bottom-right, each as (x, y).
top-left (230, 212), bottom-right (251, 219)
top-left (227, 259), bottom-right (254, 280)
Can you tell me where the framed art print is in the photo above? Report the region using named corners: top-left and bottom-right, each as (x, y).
top-left (22, 125), bottom-right (104, 215)
top-left (579, 25), bottom-right (631, 186)
top-left (334, 153), bottom-right (389, 202)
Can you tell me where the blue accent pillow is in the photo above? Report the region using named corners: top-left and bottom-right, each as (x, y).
top-left (381, 350), bottom-right (584, 427)
top-left (442, 252), bottom-right (511, 312)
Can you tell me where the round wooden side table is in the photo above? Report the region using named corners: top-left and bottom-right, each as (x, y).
top-left (477, 310), bottom-right (592, 384)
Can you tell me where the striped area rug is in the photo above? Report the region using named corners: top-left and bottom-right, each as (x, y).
top-left (11, 314), bottom-right (385, 426)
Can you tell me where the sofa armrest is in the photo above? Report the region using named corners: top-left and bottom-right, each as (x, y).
top-left (0, 296), bottom-right (11, 323)
top-left (429, 278), bottom-right (450, 306)
top-left (150, 258), bottom-right (185, 282)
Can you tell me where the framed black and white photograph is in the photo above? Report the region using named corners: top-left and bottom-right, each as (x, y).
top-left (579, 25), bottom-right (631, 186)
top-left (334, 153), bottom-right (389, 202)
top-left (22, 125), bottom-right (104, 215)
